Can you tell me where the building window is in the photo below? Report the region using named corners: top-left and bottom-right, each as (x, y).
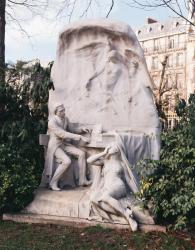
top-left (178, 34), bottom-right (185, 48)
top-left (137, 30), bottom-right (141, 36)
top-left (165, 74), bottom-right (173, 88)
top-left (175, 21), bottom-right (179, 27)
top-left (167, 54), bottom-right (173, 67)
top-left (152, 57), bottom-right (158, 70)
top-left (193, 68), bottom-right (195, 83)
top-left (176, 53), bottom-right (183, 66)
top-left (154, 39), bottom-right (158, 51)
top-left (176, 73), bottom-right (183, 89)
top-left (168, 37), bottom-right (174, 49)
top-left (168, 119), bottom-right (172, 129)
top-left (141, 41), bottom-right (148, 52)
top-left (193, 47), bottom-right (195, 60)
top-left (152, 75), bottom-right (158, 88)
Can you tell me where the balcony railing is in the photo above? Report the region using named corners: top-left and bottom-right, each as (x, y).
top-left (142, 42), bottom-right (186, 54)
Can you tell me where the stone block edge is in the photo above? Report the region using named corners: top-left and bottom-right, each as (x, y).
top-left (2, 213), bottom-right (166, 233)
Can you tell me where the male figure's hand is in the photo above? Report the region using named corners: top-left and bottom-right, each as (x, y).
top-left (81, 127), bottom-right (92, 134)
top-left (80, 136), bottom-right (90, 144)
top-left (103, 145), bottom-right (111, 155)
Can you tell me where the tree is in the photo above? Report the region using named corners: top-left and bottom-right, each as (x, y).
top-left (152, 55), bottom-right (179, 129)
top-left (0, 0), bottom-right (6, 83)
top-left (51, 0), bottom-right (195, 27)
top-left (154, 56), bottom-right (169, 120)
top-left (0, 0), bottom-right (116, 82)
top-left (0, 0), bottom-right (49, 83)
top-left (52, 0), bottom-right (195, 26)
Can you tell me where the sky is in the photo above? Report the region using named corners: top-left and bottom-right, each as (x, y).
top-left (5, 0), bottom-right (180, 64)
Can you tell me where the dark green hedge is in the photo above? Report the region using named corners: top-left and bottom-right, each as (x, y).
top-left (140, 95), bottom-right (195, 230)
top-left (0, 62), bottom-right (52, 213)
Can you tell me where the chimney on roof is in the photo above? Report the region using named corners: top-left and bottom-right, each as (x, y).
top-left (147, 18), bottom-right (158, 24)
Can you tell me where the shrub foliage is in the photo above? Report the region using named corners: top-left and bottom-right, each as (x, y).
top-left (0, 61), bottom-right (52, 213)
top-left (140, 95), bottom-right (195, 229)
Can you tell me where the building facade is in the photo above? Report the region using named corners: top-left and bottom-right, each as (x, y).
top-left (136, 16), bottom-right (195, 128)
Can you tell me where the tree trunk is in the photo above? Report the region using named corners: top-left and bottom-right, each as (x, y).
top-left (157, 55), bottom-right (168, 106)
top-left (0, 0), bottom-right (6, 83)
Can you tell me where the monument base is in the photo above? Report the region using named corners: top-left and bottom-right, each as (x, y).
top-left (2, 188), bottom-right (166, 233)
top-left (3, 213), bottom-right (166, 233)
top-left (23, 187), bottom-right (92, 220)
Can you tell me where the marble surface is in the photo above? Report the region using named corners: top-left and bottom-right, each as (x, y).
top-left (49, 19), bottom-right (160, 134)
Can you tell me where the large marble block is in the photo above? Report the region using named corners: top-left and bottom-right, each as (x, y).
top-left (49, 19), bottom-right (160, 134)
top-left (24, 188), bottom-right (89, 219)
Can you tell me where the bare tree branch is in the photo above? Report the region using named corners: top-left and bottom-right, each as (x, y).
top-left (106, 0), bottom-right (114, 18)
top-left (162, 0), bottom-right (195, 26)
top-left (125, 0), bottom-right (195, 26)
top-left (175, 0), bottom-right (183, 16)
top-left (80, 0), bottom-right (93, 18)
top-left (68, 0), bottom-right (77, 22)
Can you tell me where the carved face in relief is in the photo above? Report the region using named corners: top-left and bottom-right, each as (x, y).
top-left (55, 104), bottom-right (66, 119)
top-left (125, 50), bottom-right (140, 78)
top-left (104, 49), bottom-right (123, 93)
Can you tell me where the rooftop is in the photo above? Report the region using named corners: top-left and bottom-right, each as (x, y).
top-left (136, 17), bottom-right (188, 40)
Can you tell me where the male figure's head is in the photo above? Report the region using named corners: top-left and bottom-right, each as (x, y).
top-left (55, 104), bottom-right (65, 119)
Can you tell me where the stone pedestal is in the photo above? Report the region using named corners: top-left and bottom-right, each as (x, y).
top-left (3, 187), bottom-right (166, 233)
top-left (23, 187), bottom-right (127, 225)
top-left (24, 187), bottom-right (92, 220)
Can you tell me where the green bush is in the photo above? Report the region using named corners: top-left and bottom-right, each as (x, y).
top-left (0, 144), bottom-right (39, 213)
top-left (140, 95), bottom-right (195, 230)
top-left (0, 61), bottom-right (52, 213)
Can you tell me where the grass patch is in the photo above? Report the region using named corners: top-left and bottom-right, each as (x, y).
top-left (0, 221), bottom-right (194, 250)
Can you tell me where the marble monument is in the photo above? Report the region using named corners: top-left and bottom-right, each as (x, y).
top-left (24, 19), bottom-right (161, 231)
